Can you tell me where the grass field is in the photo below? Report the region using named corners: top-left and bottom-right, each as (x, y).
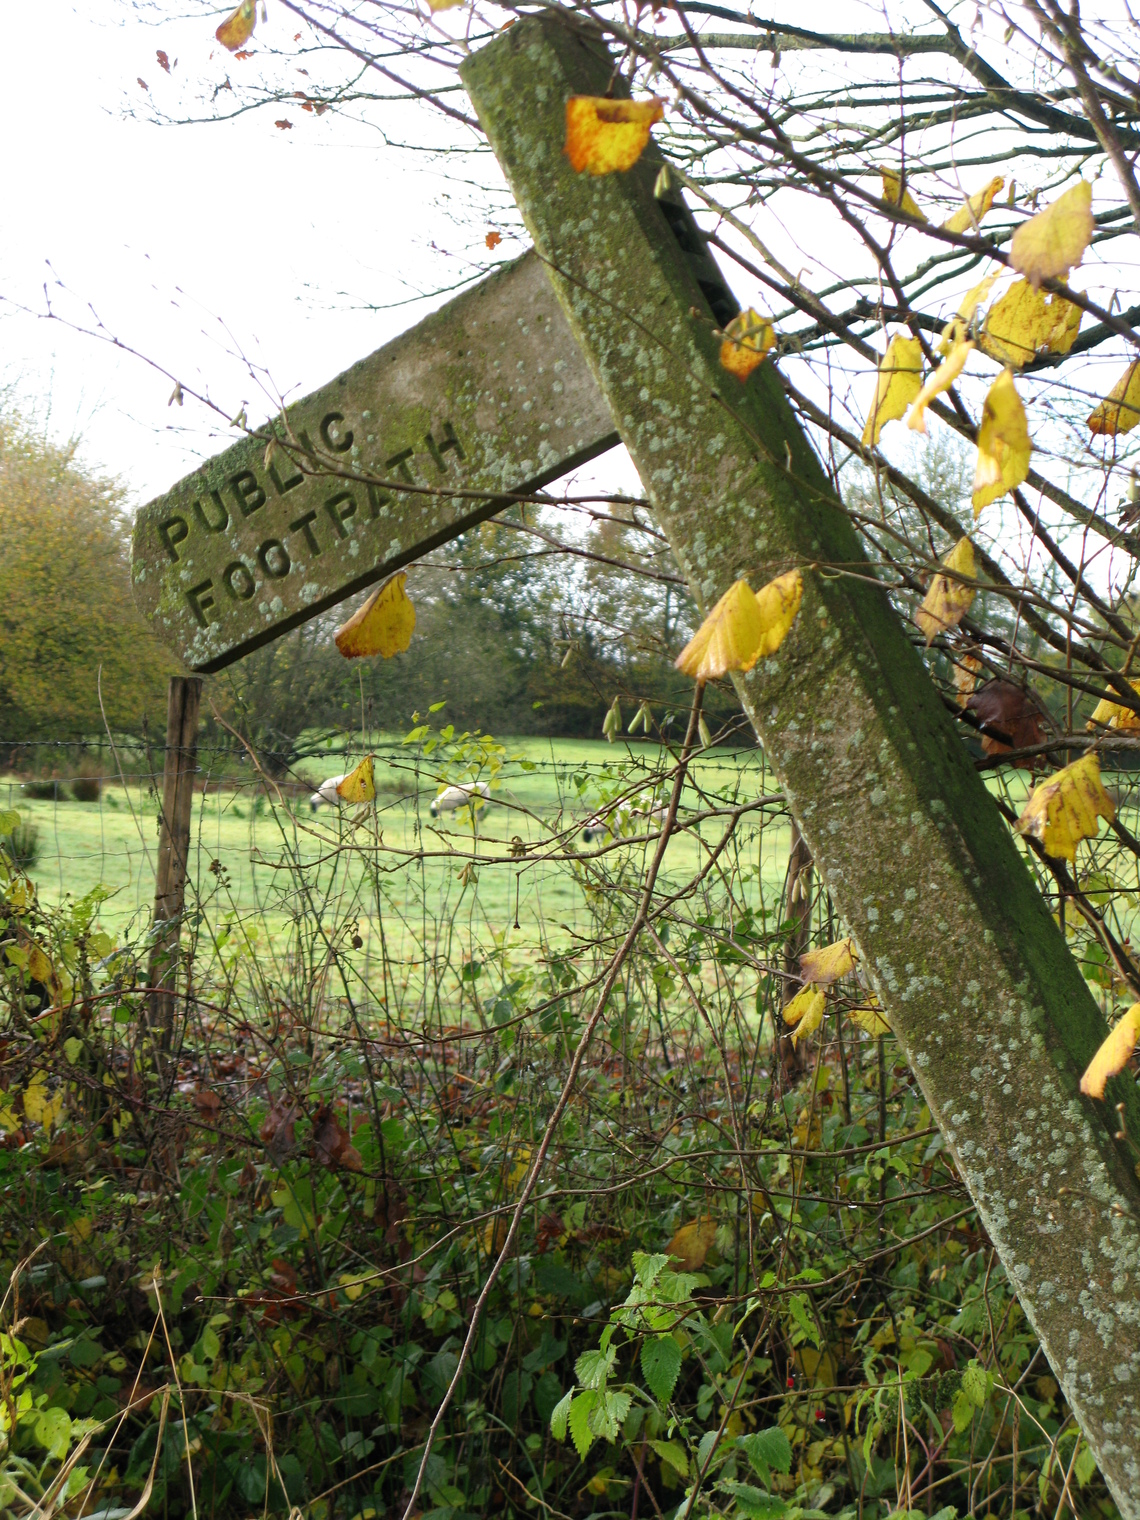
top-left (2, 736), bottom-right (787, 973)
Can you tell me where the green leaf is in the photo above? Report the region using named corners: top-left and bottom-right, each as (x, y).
top-left (1075, 1441), bottom-right (1097, 1489)
top-left (720, 1480), bottom-right (788, 1518)
top-left (568, 1390), bottom-right (597, 1459)
top-left (549, 1389), bottom-right (573, 1441)
top-left (575, 1345), bottom-right (615, 1389)
top-left (34, 1406), bottom-right (72, 1460)
top-left (641, 1335), bottom-right (682, 1404)
top-left (0, 810), bottom-right (19, 837)
top-left (961, 1359), bottom-right (988, 1408)
top-left (697, 1427), bottom-right (723, 1474)
top-left (632, 1251), bottom-right (670, 1288)
top-left (951, 1389), bottom-right (975, 1433)
top-left (587, 1388), bottom-right (632, 1443)
top-left (738, 1426), bottom-right (792, 1486)
top-left (63, 1037), bottom-right (84, 1064)
top-left (650, 1439), bottom-right (689, 1478)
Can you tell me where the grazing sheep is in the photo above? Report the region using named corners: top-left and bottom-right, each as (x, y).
top-left (309, 774), bottom-right (347, 810)
top-left (582, 793), bottom-right (668, 844)
top-left (430, 781), bottom-right (491, 817)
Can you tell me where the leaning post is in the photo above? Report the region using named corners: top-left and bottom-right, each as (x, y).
top-left (462, 15), bottom-right (1140, 1505)
top-left (148, 674), bottom-right (202, 1048)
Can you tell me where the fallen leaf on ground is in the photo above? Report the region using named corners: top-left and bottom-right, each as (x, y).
top-left (916, 537), bottom-right (976, 645)
top-left (980, 278), bottom-right (1082, 367)
top-left (879, 168), bottom-right (926, 221)
top-left (1087, 679), bottom-right (1140, 731)
top-left (1010, 180), bottom-right (1094, 288)
top-left (943, 176), bottom-right (1004, 234)
top-left (799, 937), bottom-right (858, 985)
top-left (564, 96), bottom-right (665, 175)
top-left (863, 335), bottom-right (923, 446)
top-left (1016, 751), bottom-right (1114, 862)
top-left (719, 309), bottom-right (776, 381)
top-left (1080, 1003), bottom-right (1140, 1097)
top-left (216, 0), bottom-right (256, 50)
top-left (336, 755), bottom-right (376, 804)
top-left (666, 1216), bottom-right (717, 1270)
top-left (335, 572), bottom-right (415, 659)
top-left (966, 680), bottom-right (1045, 760)
top-left (1088, 361), bottom-right (1140, 437)
top-left (908, 341), bottom-right (974, 432)
top-left (972, 368), bottom-right (1031, 516)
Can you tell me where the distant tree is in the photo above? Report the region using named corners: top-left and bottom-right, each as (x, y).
top-left (0, 412), bottom-right (173, 743)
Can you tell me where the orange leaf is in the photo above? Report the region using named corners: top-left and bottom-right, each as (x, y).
top-left (719, 309), bottom-right (776, 381)
top-left (216, 0), bottom-right (256, 51)
top-left (564, 96), bottom-right (665, 176)
top-left (485, 230), bottom-right (502, 250)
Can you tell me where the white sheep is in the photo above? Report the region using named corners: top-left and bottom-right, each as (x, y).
top-left (582, 793), bottom-right (668, 844)
top-left (430, 781), bottom-right (491, 817)
top-left (309, 774), bottom-right (346, 810)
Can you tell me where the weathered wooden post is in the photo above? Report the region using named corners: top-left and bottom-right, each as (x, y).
top-left (460, 15), bottom-right (1140, 1504)
top-left (148, 674), bottom-right (201, 1046)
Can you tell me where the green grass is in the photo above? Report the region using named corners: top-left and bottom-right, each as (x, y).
top-left (2, 737), bottom-right (789, 968)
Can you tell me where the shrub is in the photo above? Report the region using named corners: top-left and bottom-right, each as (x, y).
top-left (20, 780), bottom-right (57, 801)
top-left (5, 819), bottom-right (39, 870)
top-left (70, 776), bottom-right (101, 802)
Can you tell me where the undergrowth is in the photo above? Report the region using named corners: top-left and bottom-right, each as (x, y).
top-left (0, 717), bottom-right (1120, 1520)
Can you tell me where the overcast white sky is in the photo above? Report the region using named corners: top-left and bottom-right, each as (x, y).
top-left (0, 1), bottom-right (530, 504)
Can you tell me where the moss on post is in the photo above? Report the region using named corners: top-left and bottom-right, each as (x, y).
top-left (462, 15), bottom-right (1140, 1506)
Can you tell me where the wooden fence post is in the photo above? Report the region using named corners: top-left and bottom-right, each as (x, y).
top-left (148, 675), bottom-right (201, 1047)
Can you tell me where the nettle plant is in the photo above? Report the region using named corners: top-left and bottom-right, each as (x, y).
top-left (550, 1251), bottom-right (801, 1519)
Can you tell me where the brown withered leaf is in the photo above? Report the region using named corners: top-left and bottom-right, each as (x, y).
top-left (192, 1089), bottom-right (221, 1123)
top-left (311, 1104), bottom-right (364, 1171)
top-left (259, 1098), bottom-right (299, 1162)
top-left (966, 680), bottom-right (1046, 764)
top-left (536, 1212), bottom-right (566, 1254)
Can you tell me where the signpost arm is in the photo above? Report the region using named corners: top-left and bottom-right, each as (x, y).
top-left (148, 675), bottom-right (201, 1048)
top-left (462, 15), bottom-right (1140, 1504)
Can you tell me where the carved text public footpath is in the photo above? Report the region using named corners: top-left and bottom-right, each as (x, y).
top-left (131, 252), bottom-right (618, 672)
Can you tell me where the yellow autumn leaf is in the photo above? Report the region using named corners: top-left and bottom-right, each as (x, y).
top-left (1080, 1003), bottom-right (1140, 1098)
top-left (1010, 180), bottom-right (1094, 289)
top-left (752, 569), bottom-right (804, 659)
top-left (216, 0), bottom-right (256, 50)
top-left (1088, 360), bottom-right (1140, 437)
top-left (979, 279), bottom-right (1082, 368)
top-left (862, 335), bottom-right (923, 446)
top-left (336, 755), bottom-right (376, 804)
top-left (915, 537), bottom-right (976, 645)
top-left (665, 1215), bottom-right (717, 1271)
top-left (719, 309), bottom-right (776, 382)
top-left (937, 271), bottom-right (1000, 354)
top-left (1016, 751), bottom-right (1114, 863)
top-left (787, 989), bottom-right (827, 1045)
top-left (337, 1273), bottom-right (367, 1302)
top-left (1087, 679), bottom-right (1140, 731)
top-left (972, 368), bottom-right (1031, 517)
top-left (783, 985), bottom-right (825, 1027)
top-left (564, 96), bottom-right (665, 176)
top-left (427, 0), bottom-right (465, 9)
top-left (675, 571), bottom-right (802, 681)
top-left (799, 937), bottom-right (858, 985)
top-left (849, 998), bottom-right (891, 1037)
top-left (952, 652), bottom-right (982, 706)
top-left (334, 572), bottom-right (416, 659)
top-left (23, 1078), bottom-right (65, 1133)
top-left (879, 168), bottom-right (927, 222)
top-left (942, 176), bottom-right (1004, 234)
top-left (907, 340), bottom-right (974, 433)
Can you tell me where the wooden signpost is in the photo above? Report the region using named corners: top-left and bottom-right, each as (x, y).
top-left (132, 15), bottom-right (1140, 1499)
